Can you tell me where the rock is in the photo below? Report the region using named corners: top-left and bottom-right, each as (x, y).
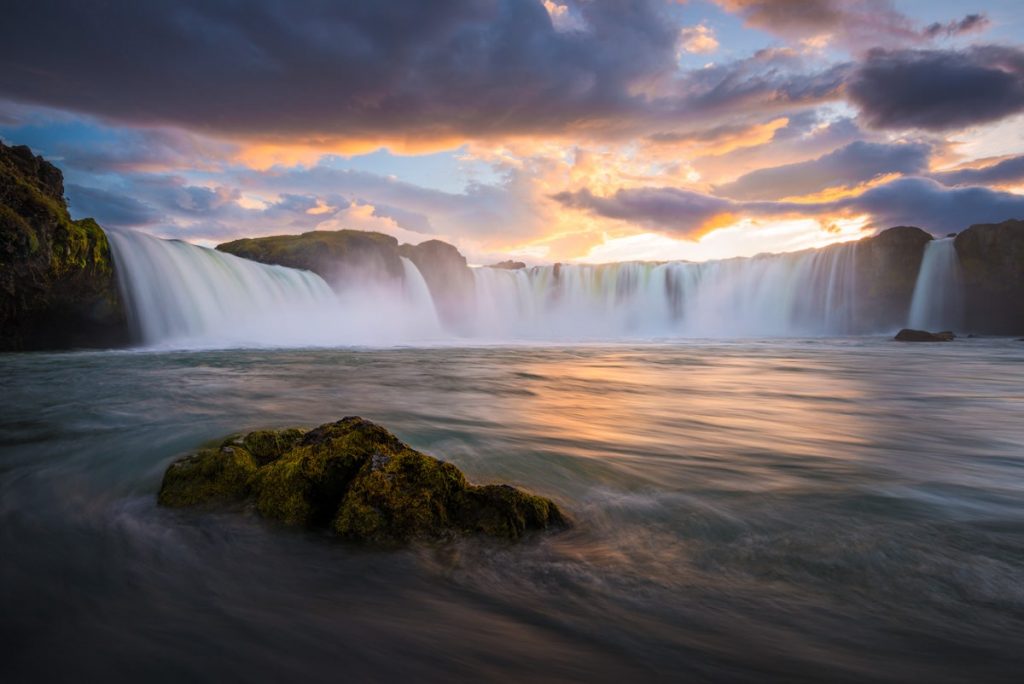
top-left (894, 328), bottom-right (955, 342)
top-left (159, 417), bottom-right (568, 543)
top-left (955, 220), bottom-right (1024, 335)
top-left (0, 142), bottom-right (129, 350)
top-left (217, 230), bottom-right (407, 287)
top-left (398, 239), bottom-right (475, 330)
top-left (849, 226), bottom-right (933, 332)
top-left (487, 260), bottom-right (526, 270)
top-left (216, 230), bottom-right (478, 331)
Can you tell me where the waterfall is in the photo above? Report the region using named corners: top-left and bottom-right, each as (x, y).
top-left (908, 238), bottom-right (963, 332)
top-left (468, 243), bottom-right (860, 339)
top-left (107, 229), bottom-right (440, 348)
top-left (399, 257), bottom-right (442, 333)
top-left (107, 227), bottom-right (967, 347)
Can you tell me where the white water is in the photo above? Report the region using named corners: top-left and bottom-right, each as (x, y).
top-left (107, 229), bottom-right (440, 348)
top-left (908, 238), bottom-right (963, 332)
top-left (108, 229), bottom-right (967, 347)
top-left (469, 245), bottom-right (860, 339)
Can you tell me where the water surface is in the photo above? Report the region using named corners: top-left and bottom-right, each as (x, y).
top-left (2, 339), bottom-right (1023, 682)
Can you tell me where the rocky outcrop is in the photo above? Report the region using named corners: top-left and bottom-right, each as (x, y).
top-left (216, 231), bottom-right (478, 329)
top-left (848, 226), bottom-right (933, 332)
top-left (217, 230), bottom-right (406, 288)
top-left (0, 142), bottom-right (128, 351)
top-left (955, 220), bottom-right (1024, 335)
top-left (398, 239), bottom-right (475, 329)
top-left (894, 329), bottom-right (955, 342)
top-left (487, 260), bottom-right (526, 270)
top-left (159, 416), bottom-right (568, 543)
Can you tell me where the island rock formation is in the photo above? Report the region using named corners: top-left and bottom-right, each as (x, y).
top-left (158, 416), bottom-right (568, 543)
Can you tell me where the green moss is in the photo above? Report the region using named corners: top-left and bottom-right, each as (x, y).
top-left (157, 445), bottom-right (258, 507)
top-left (333, 448), bottom-right (469, 542)
top-left (0, 204), bottom-right (38, 258)
top-left (222, 428), bottom-right (306, 466)
top-left (217, 230), bottom-right (405, 282)
top-left (453, 484), bottom-right (568, 539)
top-left (157, 417), bottom-right (569, 544)
top-left (253, 418), bottom-right (397, 526)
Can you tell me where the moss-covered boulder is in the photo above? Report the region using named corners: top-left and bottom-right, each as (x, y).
top-left (158, 417), bottom-right (568, 543)
top-left (0, 142), bottom-right (129, 350)
top-left (955, 220), bottom-right (1024, 335)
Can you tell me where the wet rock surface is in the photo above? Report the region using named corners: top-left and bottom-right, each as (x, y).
top-left (159, 416), bottom-right (568, 543)
top-left (895, 328), bottom-right (956, 342)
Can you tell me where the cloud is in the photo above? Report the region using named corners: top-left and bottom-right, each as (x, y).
top-left (680, 25), bottom-right (719, 54)
top-left (923, 14), bottom-right (990, 39)
top-left (834, 177), bottom-right (1024, 232)
top-left (931, 155), bottom-right (1024, 187)
top-left (717, 1), bottom-right (988, 48)
top-left (715, 0), bottom-right (917, 47)
top-left (716, 140), bottom-right (931, 200)
top-left (554, 176), bottom-right (1024, 238)
top-left (552, 187), bottom-right (734, 237)
top-left (848, 46), bottom-right (1024, 131)
top-left (0, 0), bottom-right (683, 143)
top-left (0, 1), bottom-right (861, 151)
top-left (65, 184), bottom-right (161, 227)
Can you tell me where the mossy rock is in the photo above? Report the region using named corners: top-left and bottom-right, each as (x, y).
top-left (157, 445), bottom-right (259, 507)
top-left (0, 141), bottom-right (129, 350)
top-left (158, 417), bottom-right (569, 543)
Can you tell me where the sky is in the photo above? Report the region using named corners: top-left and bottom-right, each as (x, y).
top-left (2, 0), bottom-right (1023, 265)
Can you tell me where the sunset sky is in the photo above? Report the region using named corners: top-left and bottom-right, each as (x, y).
top-left (2, 0), bottom-right (1023, 264)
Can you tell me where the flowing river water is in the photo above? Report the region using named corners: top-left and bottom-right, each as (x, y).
top-left (2, 339), bottom-right (1023, 682)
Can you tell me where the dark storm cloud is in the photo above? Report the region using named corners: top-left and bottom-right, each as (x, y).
top-left (931, 155), bottom-right (1024, 187)
top-left (848, 46), bottom-right (1024, 131)
top-left (716, 141), bottom-right (931, 200)
top-left (0, 0), bottom-right (682, 140)
top-left (555, 176), bottom-right (1024, 237)
top-left (835, 177), bottom-right (1024, 232)
top-left (0, 1), bottom-right (859, 143)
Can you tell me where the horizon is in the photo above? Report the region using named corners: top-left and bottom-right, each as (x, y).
top-left (1, 0), bottom-right (1023, 265)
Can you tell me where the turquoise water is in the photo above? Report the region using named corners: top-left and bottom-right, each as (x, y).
top-left (2, 339), bottom-right (1024, 681)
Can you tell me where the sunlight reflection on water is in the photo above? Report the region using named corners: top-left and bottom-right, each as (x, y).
top-left (2, 338), bottom-right (1024, 681)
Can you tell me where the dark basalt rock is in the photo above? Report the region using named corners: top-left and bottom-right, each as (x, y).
top-left (848, 226), bottom-right (933, 333)
top-left (895, 328), bottom-right (955, 342)
top-left (955, 220), bottom-right (1024, 335)
top-left (0, 142), bottom-right (129, 350)
top-left (399, 239), bottom-right (475, 329)
top-left (159, 417), bottom-right (568, 543)
top-left (487, 260), bottom-right (526, 270)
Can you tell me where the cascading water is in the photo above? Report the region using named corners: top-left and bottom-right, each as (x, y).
top-left (908, 238), bottom-right (963, 332)
top-left (468, 244), bottom-right (860, 339)
top-left (107, 227), bottom-right (967, 346)
top-left (106, 229), bottom-right (440, 348)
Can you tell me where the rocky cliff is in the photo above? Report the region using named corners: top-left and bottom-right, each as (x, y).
top-left (218, 229), bottom-right (406, 287)
top-left (955, 219), bottom-right (1024, 335)
top-left (398, 240), bottom-right (475, 329)
top-left (0, 142), bottom-right (128, 351)
top-left (850, 225), bottom-right (934, 331)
